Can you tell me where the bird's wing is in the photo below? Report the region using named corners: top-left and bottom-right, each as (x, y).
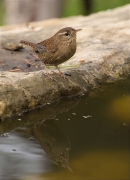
top-left (38, 39), bottom-right (58, 53)
top-left (35, 43), bottom-right (46, 53)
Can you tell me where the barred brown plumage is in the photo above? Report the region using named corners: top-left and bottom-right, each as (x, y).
top-left (20, 27), bottom-right (81, 80)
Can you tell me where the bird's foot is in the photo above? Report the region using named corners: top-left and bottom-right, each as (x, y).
top-left (41, 71), bottom-right (57, 82)
top-left (59, 72), bottom-right (71, 81)
top-left (49, 75), bottom-right (57, 82)
top-left (50, 70), bottom-right (69, 80)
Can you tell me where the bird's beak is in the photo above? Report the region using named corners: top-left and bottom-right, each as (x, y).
top-left (76, 29), bottom-right (82, 32)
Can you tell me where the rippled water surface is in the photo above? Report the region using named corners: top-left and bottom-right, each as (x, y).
top-left (0, 77), bottom-right (129, 180)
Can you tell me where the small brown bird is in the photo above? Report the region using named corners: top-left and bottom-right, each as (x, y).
top-left (20, 27), bottom-right (81, 79)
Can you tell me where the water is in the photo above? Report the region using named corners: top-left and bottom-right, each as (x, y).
top-left (0, 77), bottom-right (129, 180)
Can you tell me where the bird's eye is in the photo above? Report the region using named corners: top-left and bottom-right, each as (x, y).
top-left (65, 32), bottom-right (69, 36)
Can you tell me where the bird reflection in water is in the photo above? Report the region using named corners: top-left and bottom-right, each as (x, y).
top-left (28, 119), bottom-right (72, 172)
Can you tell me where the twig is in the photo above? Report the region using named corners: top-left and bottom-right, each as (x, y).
top-left (0, 60), bottom-right (6, 64)
top-left (9, 69), bottom-right (21, 72)
top-left (24, 59), bottom-right (35, 66)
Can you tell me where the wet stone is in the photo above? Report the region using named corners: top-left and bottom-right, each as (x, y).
top-left (0, 5), bottom-right (130, 119)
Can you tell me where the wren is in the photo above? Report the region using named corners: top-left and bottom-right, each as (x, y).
top-left (20, 27), bottom-right (81, 79)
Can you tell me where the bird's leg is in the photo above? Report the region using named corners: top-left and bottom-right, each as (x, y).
top-left (38, 55), bottom-right (56, 81)
top-left (42, 63), bottom-right (57, 82)
top-left (42, 63), bottom-right (49, 75)
top-left (55, 65), bottom-right (70, 80)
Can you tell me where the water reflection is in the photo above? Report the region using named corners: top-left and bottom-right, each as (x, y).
top-left (0, 78), bottom-right (129, 180)
top-left (0, 96), bottom-right (79, 178)
top-left (27, 119), bottom-right (72, 171)
top-left (0, 96), bottom-right (80, 135)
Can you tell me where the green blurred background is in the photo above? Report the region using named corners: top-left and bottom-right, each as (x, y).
top-left (63, 0), bottom-right (129, 17)
top-left (0, 0), bottom-right (129, 26)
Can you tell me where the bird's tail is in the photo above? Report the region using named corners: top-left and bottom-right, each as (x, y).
top-left (20, 40), bottom-right (35, 49)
